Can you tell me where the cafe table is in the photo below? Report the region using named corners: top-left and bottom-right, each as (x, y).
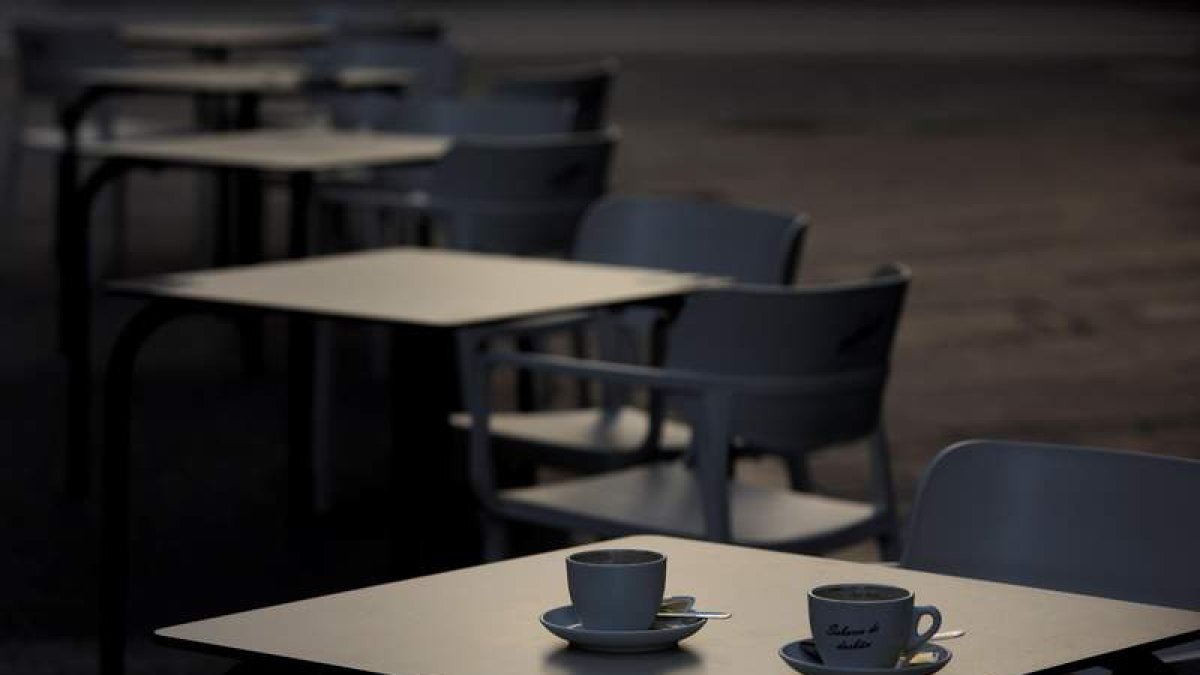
top-left (153, 534), bottom-right (1200, 675)
top-left (120, 21), bottom-right (332, 61)
top-left (98, 249), bottom-right (719, 675)
top-left (52, 60), bottom-right (413, 269)
top-left (74, 62), bottom-right (412, 128)
top-left (60, 129), bottom-right (449, 497)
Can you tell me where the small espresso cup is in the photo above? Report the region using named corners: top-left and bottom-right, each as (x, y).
top-left (808, 583), bottom-right (942, 668)
top-left (566, 549), bottom-right (666, 630)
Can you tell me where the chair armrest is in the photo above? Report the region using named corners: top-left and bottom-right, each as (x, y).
top-left (482, 351), bottom-right (887, 397)
top-left (461, 311), bottom-right (594, 345)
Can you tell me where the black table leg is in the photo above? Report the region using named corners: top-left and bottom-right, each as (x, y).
top-left (288, 172), bottom-right (314, 259)
top-left (62, 158), bottom-right (137, 498)
top-left (233, 167), bottom-right (266, 376)
top-left (287, 314), bottom-right (317, 532)
top-left (388, 326), bottom-right (481, 576)
top-left (99, 301), bottom-right (194, 675)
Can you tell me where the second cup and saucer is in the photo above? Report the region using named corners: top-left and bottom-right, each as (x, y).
top-left (778, 639), bottom-right (952, 675)
top-left (779, 583), bottom-right (953, 675)
top-left (540, 549), bottom-right (709, 653)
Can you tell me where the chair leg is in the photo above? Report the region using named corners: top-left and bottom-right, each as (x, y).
top-left (107, 176), bottom-right (129, 277)
top-left (868, 427), bottom-right (903, 561)
top-left (787, 453), bottom-right (813, 491)
top-left (1, 118), bottom-right (22, 229)
top-left (480, 512), bottom-right (510, 562)
top-left (311, 321), bottom-right (335, 513)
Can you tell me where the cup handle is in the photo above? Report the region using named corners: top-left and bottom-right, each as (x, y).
top-left (907, 605), bottom-right (942, 652)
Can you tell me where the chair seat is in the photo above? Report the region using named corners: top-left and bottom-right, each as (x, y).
top-left (496, 462), bottom-right (880, 552)
top-left (450, 406), bottom-right (691, 471)
top-left (21, 117), bottom-right (181, 151)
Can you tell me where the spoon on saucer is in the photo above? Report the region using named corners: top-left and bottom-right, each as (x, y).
top-left (656, 610), bottom-right (733, 620)
top-left (658, 596), bottom-right (732, 620)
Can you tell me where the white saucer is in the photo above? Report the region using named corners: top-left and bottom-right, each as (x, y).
top-left (539, 605), bottom-right (706, 653)
top-left (778, 639), bottom-right (952, 675)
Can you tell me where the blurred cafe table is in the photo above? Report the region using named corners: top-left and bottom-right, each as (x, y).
top-left (120, 21), bottom-right (331, 61)
top-left (153, 535), bottom-right (1200, 675)
top-left (98, 250), bottom-right (719, 675)
top-left (54, 61), bottom-right (413, 273)
top-left (75, 62), bottom-right (412, 128)
top-left (60, 129), bottom-right (449, 496)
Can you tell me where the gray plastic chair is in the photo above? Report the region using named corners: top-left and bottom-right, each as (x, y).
top-left (331, 96), bottom-right (576, 136)
top-left (425, 131), bottom-right (616, 254)
top-left (490, 59), bottom-right (618, 131)
top-left (902, 439), bottom-right (1200, 672)
top-left (309, 38), bottom-right (462, 98)
top-left (316, 96), bottom-right (578, 250)
top-left (462, 267), bottom-right (911, 560)
top-left (903, 439), bottom-right (1200, 609)
top-left (449, 196), bottom-right (808, 474)
top-left (307, 37), bottom-right (463, 135)
top-left (311, 8), bottom-right (445, 42)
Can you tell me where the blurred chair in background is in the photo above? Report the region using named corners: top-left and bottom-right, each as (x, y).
top-left (488, 59), bottom-right (618, 132)
top-left (422, 130), bottom-right (616, 254)
top-left (451, 196), bottom-right (808, 474)
top-left (312, 7), bottom-right (445, 43)
top-left (316, 96), bottom-right (577, 250)
top-left (902, 439), bottom-right (1200, 673)
top-left (463, 266), bottom-right (911, 560)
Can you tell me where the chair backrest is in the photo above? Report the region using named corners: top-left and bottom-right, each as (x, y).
top-left (337, 96), bottom-right (575, 136)
top-left (490, 59), bottom-right (618, 131)
top-left (310, 38), bottom-right (461, 94)
top-left (429, 131), bottom-right (616, 254)
top-left (902, 439), bottom-right (1200, 611)
top-left (664, 267), bottom-right (910, 450)
top-left (311, 7), bottom-right (445, 42)
top-left (572, 196), bottom-right (806, 285)
top-left (14, 21), bottom-right (127, 99)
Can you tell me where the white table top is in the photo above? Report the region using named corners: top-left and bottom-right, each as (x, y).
top-left (81, 128), bottom-right (449, 172)
top-left (110, 249), bottom-right (718, 328)
top-left (155, 535), bottom-right (1200, 675)
top-left (121, 22), bottom-right (331, 50)
top-left (81, 63), bottom-right (411, 94)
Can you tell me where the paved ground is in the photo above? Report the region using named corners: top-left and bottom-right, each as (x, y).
top-left (1, 3), bottom-right (1199, 673)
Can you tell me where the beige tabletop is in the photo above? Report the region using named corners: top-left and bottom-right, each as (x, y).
top-left (80, 128), bottom-right (449, 172)
top-left (155, 535), bottom-right (1200, 675)
top-left (80, 63), bottom-right (411, 94)
top-left (110, 248), bottom-right (718, 327)
top-left (120, 22), bottom-right (331, 50)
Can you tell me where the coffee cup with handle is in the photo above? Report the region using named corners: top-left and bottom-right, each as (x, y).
top-left (808, 583), bottom-right (942, 668)
top-left (566, 549), bottom-right (666, 630)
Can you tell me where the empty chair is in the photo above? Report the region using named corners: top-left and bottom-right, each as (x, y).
top-left (316, 96), bottom-right (577, 249)
top-left (489, 59), bottom-right (618, 131)
top-left (331, 96), bottom-right (575, 136)
top-left (309, 38), bottom-right (463, 122)
top-left (463, 267), bottom-right (911, 560)
top-left (903, 439), bottom-right (1200, 609)
top-left (450, 196), bottom-right (807, 473)
top-left (901, 439), bottom-right (1200, 672)
top-left (425, 131), bottom-right (616, 254)
top-left (311, 7), bottom-right (446, 42)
